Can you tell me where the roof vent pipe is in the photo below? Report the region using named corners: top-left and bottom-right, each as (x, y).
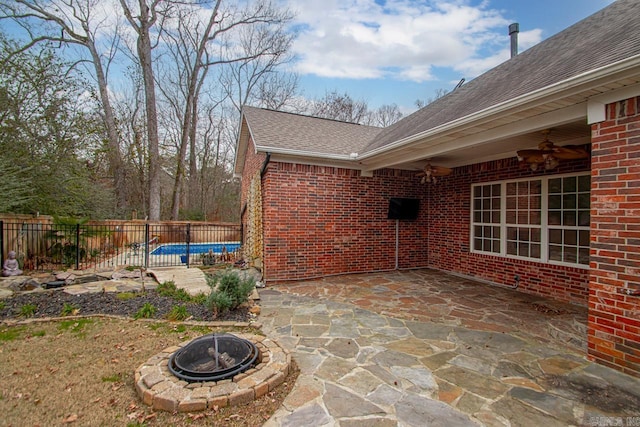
top-left (509, 23), bottom-right (519, 58)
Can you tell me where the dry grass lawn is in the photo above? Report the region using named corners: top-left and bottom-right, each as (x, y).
top-left (0, 317), bottom-right (297, 426)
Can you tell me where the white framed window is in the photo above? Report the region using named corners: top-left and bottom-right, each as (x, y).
top-left (471, 173), bottom-right (590, 268)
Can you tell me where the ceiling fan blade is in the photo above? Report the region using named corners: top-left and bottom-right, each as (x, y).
top-left (551, 145), bottom-right (589, 160)
top-left (431, 166), bottom-right (452, 176)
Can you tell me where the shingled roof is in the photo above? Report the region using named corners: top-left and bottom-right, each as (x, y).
top-left (363, 0), bottom-right (640, 153)
top-left (242, 106), bottom-right (382, 157)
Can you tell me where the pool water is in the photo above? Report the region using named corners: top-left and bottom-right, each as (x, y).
top-left (150, 242), bottom-right (241, 256)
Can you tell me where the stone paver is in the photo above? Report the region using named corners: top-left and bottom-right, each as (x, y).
top-left (259, 269), bottom-right (640, 426)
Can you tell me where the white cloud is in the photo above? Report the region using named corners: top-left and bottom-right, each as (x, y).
top-left (285, 0), bottom-right (543, 83)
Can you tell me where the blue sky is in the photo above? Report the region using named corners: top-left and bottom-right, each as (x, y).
top-left (283, 0), bottom-right (616, 113)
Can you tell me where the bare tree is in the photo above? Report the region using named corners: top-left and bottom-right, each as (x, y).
top-left (119, 0), bottom-right (169, 220)
top-left (160, 0), bottom-right (294, 219)
top-left (368, 103), bottom-right (403, 127)
top-left (310, 91), bottom-right (370, 124)
top-left (0, 0), bottom-right (128, 213)
top-left (415, 87), bottom-right (449, 109)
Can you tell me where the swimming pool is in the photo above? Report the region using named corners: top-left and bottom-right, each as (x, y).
top-left (150, 242), bottom-right (241, 256)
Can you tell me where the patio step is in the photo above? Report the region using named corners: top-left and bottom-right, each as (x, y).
top-left (547, 318), bottom-right (588, 353)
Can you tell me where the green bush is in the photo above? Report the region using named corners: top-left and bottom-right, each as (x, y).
top-left (206, 269), bottom-right (255, 316)
top-left (134, 303), bottom-right (157, 319)
top-left (20, 304), bottom-right (37, 318)
top-left (166, 305), bottom-right (189, 321)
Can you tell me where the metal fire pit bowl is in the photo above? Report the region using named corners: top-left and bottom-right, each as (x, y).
top-left (168, 333), bottom-right (260, 382)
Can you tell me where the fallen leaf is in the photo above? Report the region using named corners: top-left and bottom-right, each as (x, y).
top-left (143, 413), bottom-right (157, 421)
top-left (63, 414), bottom-right (78, 423)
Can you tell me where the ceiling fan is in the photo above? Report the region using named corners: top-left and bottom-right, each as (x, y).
top-left (516, 130), bottom-right (589, 171)
top-left (417, 162), bottom-right (452, 184)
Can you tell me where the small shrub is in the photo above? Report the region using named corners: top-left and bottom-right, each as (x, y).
top-left (157, 281), bottom-right (177, 297)
top-left (191, 293), bottom-right (207, 305)
top-left (61, 303), bottom-right (79, 316)
top-left (207, 291), bottom-right (233, 315)
top-left (0, 301), bottom-right (5, 311)
top-left (30, 330), bottom-right (46, 337)
top-left (206, 269), bottom-right (255, 316)
top-left (134, 303), bottom-right (157, 319)
top-left (20, 304), bottom-right (37, 318)
top-left (116, 292), bottom-right (137, 301)
top-left (166, 305), bottom-right (189, 321)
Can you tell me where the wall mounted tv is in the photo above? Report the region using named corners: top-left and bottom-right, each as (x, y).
top-left (387, 198), bottom-right (420, 220)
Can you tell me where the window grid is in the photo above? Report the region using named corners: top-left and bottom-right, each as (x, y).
top-left (471, 173), bottom-right (590, 268)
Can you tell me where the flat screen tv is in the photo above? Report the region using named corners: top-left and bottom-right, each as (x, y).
top-left (388, 198), bottom-right (420, 220)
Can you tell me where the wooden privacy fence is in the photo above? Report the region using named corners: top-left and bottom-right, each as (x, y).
top-left (0, 218), bottom-right (242, 271)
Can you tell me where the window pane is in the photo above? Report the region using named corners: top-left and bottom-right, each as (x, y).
top-left (474, 199), bottom-right (482, 210)
top-left (549, 178), bottom-right (562, 194)
top-left (531, 244), bottom-right (541, 258)
top-left (579, 230), bottom-right (590, 246)
top-left (507, 227), bottom-right (517, 240)
top-left (563, 194), bottom-right (576, 209)
top-left (492, 240), bottom-right (501, 252)
top-left (531, 229), bottom-right (541, 243)
top-left (492, 211), bottom-right (501, 223)
top-left (519, 242), bottom-right (529, 257)
top-left (564, 249), bottom-right (577, 263)
top-left (474, 238), bottom-right (482, 250)
top-left (578, 175), bottom-right (590, 192)
top-left (492, 184), bottom-right (501, 196)
top-left (474, 186), bottom-right (482, 197)
top-left (483, 211), bottom-right (491, 222)
top-left (531, 180), bottom-right (541, 194)
top-left (563, 177), bottom-right (576, 192)
top-left (565, 230), bottom-right (577, 245)
top-left (507, 241), bottom-right (517, 255)
top-left (549, 195), bottom-right (561, 209)
top-left (518, 212), bottom-right (528, 224)
top-left (579, 248), bottom-right (590, 265)
top-left (506, 196), bottom-right (516, 209)
top-left (506, 210), bottom-right (516, 223)
top-left (493, 227), bottom-right (501, 239)
top-left (507, 182), bottom-right (517, 196)
top-left (563, 211), bottom-right (576, 226)
top-left (578, 210), bottom-right (590, 226)
top-left (578, 193), bottom-right (590, 209)
top-left (530, 211), bottom-right (541, 225)
top-left (474, 226), bottom-right (483, 238)
top-left (492, 197), bottom-right (501, 209)
top-left (550, 245), bottom-right (562, 261)
top-left (474, 211), bottom-right (482, 222)
top-left (549, 211), bottom-right (561, 225)
top-left (550, 229), bottom-right (562, 244)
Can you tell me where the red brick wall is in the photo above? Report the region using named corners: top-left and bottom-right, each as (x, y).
top-left (262, 163), bottom-right (428, 281)
top-left (589, 96), bottom-right (640, 377)
top-left (426, 157), bottom-right (591, 306)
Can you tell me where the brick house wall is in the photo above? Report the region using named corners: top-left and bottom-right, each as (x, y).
top-left (257, 151), bottom-right (591, 308)
top-left (589, 95), bottom-right (640, 377)
top-left (261, 163), bottom-right (428, 281)
top-left (427, 157), bottom-right (591, 306)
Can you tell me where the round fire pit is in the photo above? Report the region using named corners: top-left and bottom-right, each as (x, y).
top-left (168, 333), bottom-right (260, 382)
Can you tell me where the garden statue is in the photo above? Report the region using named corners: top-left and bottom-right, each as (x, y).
top-left (2, 251), bottom-right (23, 276)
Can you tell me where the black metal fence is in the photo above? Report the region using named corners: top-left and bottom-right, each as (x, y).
top-left (0, 220), bottom-right (242, 271)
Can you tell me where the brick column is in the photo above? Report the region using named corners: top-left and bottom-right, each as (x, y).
top-left (589, 96), bottom-right (640, 377)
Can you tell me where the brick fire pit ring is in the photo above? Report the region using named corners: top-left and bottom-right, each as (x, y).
top-left (135, 333), bottom-right (291, 412)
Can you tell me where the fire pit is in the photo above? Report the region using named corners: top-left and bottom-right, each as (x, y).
top-left (135, 332), bottom-right (292, 412)
top-left (168, 333), bottom-right (260, 382)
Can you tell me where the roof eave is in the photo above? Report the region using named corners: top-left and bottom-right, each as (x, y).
top-left (359, 54), bottom-right (640, 161)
